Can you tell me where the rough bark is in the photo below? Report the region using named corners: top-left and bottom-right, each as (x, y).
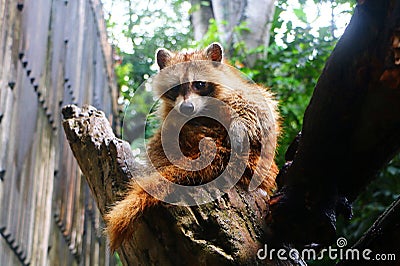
top-left (62, 105), bottom-right (301, 265)
top-left (269, 0), bottom-right (400, 249)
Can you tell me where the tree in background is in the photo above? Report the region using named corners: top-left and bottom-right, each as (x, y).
top-left (103, 0), bottom-right (400, 263)
top-left (190, 0), bottom-right (275, 66)
top-left (104, 0), bottom-right (192, 147)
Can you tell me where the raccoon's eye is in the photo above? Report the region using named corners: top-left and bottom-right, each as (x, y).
top-left (164, 85), bottom-right (180, 100)
top-left (193, 81), bottom-right (207, 91)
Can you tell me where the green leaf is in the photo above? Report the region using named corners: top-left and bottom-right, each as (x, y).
top-left (293, 8), bottom-right (307, 23)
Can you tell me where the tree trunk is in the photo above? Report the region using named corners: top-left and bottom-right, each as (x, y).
top-left (192, 0), bottom-right (276, 66)
top-left (190, 0), bottom-right (214, 41)
top-left (239, 0), bottom-right (276, 64)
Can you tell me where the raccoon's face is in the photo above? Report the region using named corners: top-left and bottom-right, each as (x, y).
top-left (163, 81), bottom-right (216, 116)
top-left (154, 43), bottom-right (224, 117)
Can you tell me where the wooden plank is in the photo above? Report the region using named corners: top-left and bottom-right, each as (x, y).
top-left (0, 0), bottom-right (117, 264)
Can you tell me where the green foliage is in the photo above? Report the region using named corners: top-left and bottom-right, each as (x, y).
top-left (188, 0), bottom-right (210, 14)
top-left (293, 8), bottom-right (308, 23)
top-left (227, 0), bottom-right (339, 166)
top-left (107, 0), bottom-right (193, 149)
top-left (264, 23), bottom-right (336, 166)
top-left (194, 18), bottom-right (223, 47)
top-left (114, 252), bottom-right (123, 266)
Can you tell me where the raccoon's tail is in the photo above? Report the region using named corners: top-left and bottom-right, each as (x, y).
top-left (104, 182), bottom-right (159, 252)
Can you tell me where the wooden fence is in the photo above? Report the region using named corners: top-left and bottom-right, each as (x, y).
top-left (0, 0), bottom-right (118, 265)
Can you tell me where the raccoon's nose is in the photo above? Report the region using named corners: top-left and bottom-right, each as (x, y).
top-left (179, 101), bottom-right (195, 115)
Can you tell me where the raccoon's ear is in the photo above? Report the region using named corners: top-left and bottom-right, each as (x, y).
top-left (205, 42), bottom-right (223, 62)
top-left (156, 48), bottom-right (172, 70)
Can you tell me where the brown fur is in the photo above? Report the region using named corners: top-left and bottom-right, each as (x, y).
top-left (104, 43), bottom-right (280, 251)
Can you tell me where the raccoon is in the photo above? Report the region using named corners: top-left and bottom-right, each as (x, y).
top-left (105, 43), bottom-right (280, 251)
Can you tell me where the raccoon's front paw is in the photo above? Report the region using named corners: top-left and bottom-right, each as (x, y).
top-left (229, 119), bottom-right (249, 154)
